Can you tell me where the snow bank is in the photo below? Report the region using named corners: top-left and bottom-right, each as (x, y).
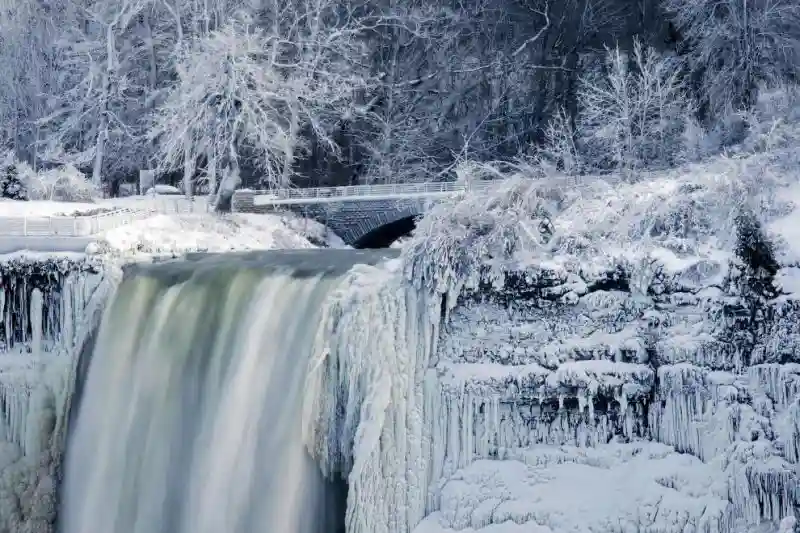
top-left (90, 212), bottom-right (335, 259)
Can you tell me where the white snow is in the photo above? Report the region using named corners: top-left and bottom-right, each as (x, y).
top-left (414, 442), bottom-right (731, 533)
top-left (0, 199), bottom-right (103, 217)
top-left (91, 212), bottom-right (322, 258)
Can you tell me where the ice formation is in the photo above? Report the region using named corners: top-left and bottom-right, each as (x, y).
top-left (305, 173), bottom-right (800, 533)
top-left (0, 254), bottom-right (116, 533)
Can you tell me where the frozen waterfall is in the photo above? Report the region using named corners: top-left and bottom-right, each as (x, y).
top-left (59, 249), bottom-right (396, 533)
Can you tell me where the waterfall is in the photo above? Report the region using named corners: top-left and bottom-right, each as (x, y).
top-left (59, 250), bottom-right (395, 533)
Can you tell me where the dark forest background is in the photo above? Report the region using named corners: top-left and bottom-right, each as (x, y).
top-left (0, 0), bottom-right (798, 195)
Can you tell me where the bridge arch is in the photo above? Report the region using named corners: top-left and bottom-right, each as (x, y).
top-left (352, 214), bottom-right (419, 249)
top-left (345, 206), bottom-right (423, 248)
top-left (231, 187), bottom-right (455, 247)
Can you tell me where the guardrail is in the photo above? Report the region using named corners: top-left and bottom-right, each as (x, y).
top-left (0, 207), bottom-right (141, 237)
top-left (0, 196), bottom-right (213, 237)
top-left (244, 180), bottom-right (498, 203)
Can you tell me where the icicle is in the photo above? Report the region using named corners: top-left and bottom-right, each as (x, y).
top-left (303, 263), bottom-right (441, 533)
top-left (4, 281), bottom-right (11, 348)
top-left (30, 289), bottom-right (43, 359)
top-left (0, 287), bottom-right (5, 349)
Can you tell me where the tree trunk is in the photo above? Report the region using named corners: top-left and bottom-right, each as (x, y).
top-left (281, 109), bottom-right (299, 187)
top-left (183, 146), bottom-right (194, 198)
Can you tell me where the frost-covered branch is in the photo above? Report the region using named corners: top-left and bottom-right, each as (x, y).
top-left (148, 3), bottom-right (372, 196)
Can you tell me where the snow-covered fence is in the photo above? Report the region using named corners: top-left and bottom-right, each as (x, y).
top-left (0, 208), bottom-right (140, 237)
top-left (130, 195), bottom-right (212, 215)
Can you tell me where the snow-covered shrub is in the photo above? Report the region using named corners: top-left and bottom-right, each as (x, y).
top-left (737, 87), bottom-right (800, 154)
top-left (401, 160), bottom-right (569, 301)
top-left (0, 151), bottom-right (34, 200)
top-left (27, 165), bottom-right (98, 202)
top-left (539, 106), bottom-right (583, 174)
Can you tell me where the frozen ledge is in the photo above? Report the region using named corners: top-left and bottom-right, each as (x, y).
top-left (435, 360), bottom-right (654, 403)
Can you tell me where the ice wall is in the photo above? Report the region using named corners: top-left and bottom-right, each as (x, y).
top-left (303, 241), bottom-right (800, 533)
top-left (419, 248), bottom-right (799, 532)
top-left (0, 254), bottom-right (115, 533)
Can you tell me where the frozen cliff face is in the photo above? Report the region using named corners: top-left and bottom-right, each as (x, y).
top-left (0, 254), bottom-right (115, 533)
top-left (411, 242), bottom-right (800, 532)
top-left (378, 172), bottom-right (800, 533)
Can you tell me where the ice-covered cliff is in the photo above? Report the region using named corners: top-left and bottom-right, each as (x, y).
top-left (305, 158), bottom-right (800, 533)
top-left (0, 253), bottom-right (113, 533)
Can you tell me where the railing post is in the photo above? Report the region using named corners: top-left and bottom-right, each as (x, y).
top-left (23, 216), bottom-right (27, 236)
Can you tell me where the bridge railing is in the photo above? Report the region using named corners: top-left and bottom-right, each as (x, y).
top-left (244, 180), bottom-right (497, 202)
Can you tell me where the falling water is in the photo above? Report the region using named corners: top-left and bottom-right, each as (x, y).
top-left (59, 249), bottom-right (396, 533)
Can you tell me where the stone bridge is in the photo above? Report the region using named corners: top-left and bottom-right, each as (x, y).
top-left (231, 181), bottom-right (496, 247)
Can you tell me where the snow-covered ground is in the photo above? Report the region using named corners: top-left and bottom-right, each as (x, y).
top-left (90, 211), bottom-right (343, 259)
top-left (0, 193), bottom-right (347, 259)
top-left (415, 442), bottom-right (730, 533)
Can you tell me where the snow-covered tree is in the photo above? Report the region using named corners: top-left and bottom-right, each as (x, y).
top-left (576, 39), bottom-right (692, 173)
top-left (36, 0), bottom-right (154, 188)
top-left (665, 0), bottom-right (800, 118)
top-left (148, 6), bottom-right (371, 196)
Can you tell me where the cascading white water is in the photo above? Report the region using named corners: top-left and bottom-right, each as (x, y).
top-left (60, 250), bottom-right (394, 533)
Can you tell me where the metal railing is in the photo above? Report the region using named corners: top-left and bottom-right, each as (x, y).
top-left (0, 207), bottom-right (142, 237)
top-left (245, 180), bottom-right (498, 204)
